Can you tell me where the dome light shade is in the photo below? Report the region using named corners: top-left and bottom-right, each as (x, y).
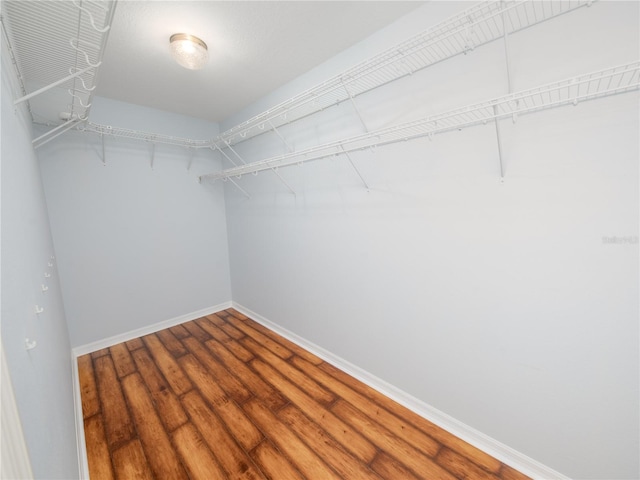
top-left (170, 33), bottom-right (208, 70)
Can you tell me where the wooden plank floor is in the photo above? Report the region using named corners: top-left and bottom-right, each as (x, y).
top-left (78, 308), bottom-right (531, 480)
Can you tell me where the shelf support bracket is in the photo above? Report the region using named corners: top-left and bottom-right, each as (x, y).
top-left (269, 167), bottom-right (296, 196)
top-left (225, 142), bottom-right (248, 165)
top-left (342, 79), bottom-right (372, 188)
top-left (224, 144), bottom-right (294, 196)
top-left (342, 79), bottom-right (369, 133)
top-left (341, 146), bottom-right (370, 191)
top-left (224, 177), bottom-right (251, 199)
top-left (214, 144), bottom-right (238, 167)
top-left (492, 105), bottom-right (505, 181)
top-left (500, 7), bottom-right (513, 94)
top-left (268, 120), bottom-right (294, 152)
top-left (495, 3), bottom-right (511, 181)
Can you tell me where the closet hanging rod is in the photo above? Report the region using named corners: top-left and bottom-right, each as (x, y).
top-left (212, 0), bottom-right (594, 149)
top-left (200, 61), bottom-right (640, 182)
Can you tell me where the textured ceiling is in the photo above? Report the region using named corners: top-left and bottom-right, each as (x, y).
top-left (95, 1), bottom-right (423, 123)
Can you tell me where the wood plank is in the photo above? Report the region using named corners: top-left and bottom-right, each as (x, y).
top-left (182, 391), bottom-right (265, 480)
top-left (318, 361), bottom-right (503, 474)
top-left (93, 355), bottom-right (135, 448)
top-left (169, 324), bottom-right (191, 339)
top-left (182, 336), bottom-right (252, 404)
top-left (172, 423), bottom-right (227, 480)
top-left (109, 343), bottom-right (136, 378)
top-left (250, 358), bottom-right (376, 463)
top-left (121, 373), bottom-right (189, 479)
top-left (156, 329), bottom-right (188, 357)
top-left (131, 348), bottom-right (188, 432)
top-left (83, 414), bottom-right (115, 480)
top-left (227, 316), bottom-right (292, 360)
top-left (125, 338), bottom-right (144, 351)
top-left (278, 404), bottom-right (383, 479)
top-left (197, 316), bottom-right (232, 341)
top-left (204, 313), bottom-right (227, 326)
top-left (500, 464), bottom-right (532, 480)
top-left (242, 316), bottom-right (324, 365)
top-left (225, 308), bottom-right (249, 320)
top-left (332, 399), bottom-right (457, 480)
top-left (77, 354), bottom-right (100, 419)
top-left (292, 355), bottom-right (440, 456)
top-left (91, 347), bottom-right (110, 359)
top-left (179, 354), bottom-right (263, 451)
top-left (142, 334), bottom-right (192, 395)
top-left (196, 317), bottom-right (255, 362)
top-left (181, 320), bottom-right (212, 342)
top-left (436, 447), bottom-right (500, 480)
top-left (112, 439), bottom-right (154, 480)
top-left (205, 338), bottom-right (288, 411)
top-left (221, 323), bottom-right (246, 339)
top-left (370, 451), bottom-right (422, 480)
top-left (250, 440), bottom-right (304, 480)
top-left (206, 313), bottom-right (245, 339)
top-left (242, 337), bottom-right (335, 406)
top-left (243, 398), bottom-right (341, 480)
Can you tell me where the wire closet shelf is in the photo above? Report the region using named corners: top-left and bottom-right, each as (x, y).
top-left (78, 123), bottom-right (211, 149)
top-left (73, 0), bottom-right (594, 151)
top-left (210, 0), bottom-right (594, 150)
top-left (2, 0), bottom-right (117, 148)
top-left (199, 61), bottom-right (640, 182)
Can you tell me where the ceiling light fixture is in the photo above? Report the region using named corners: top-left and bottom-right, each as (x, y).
top-left (169, 33), bottom-right (208, 70)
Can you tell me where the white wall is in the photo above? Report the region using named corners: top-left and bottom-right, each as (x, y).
top-left (38, 98), bottom-right (232, 347)
top-left (223, 2), bottom-right (639, 479)
top-left (1, 41), bottom-right (79, 478)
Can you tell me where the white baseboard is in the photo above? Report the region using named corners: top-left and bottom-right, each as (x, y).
top-left (71, 301), bottom-right (231, 479)
top-left (231, 302), bottom-right (570, 480)
top-left (71, 353), bottom-right (90, 480)
top-left (71, 301), bottom-right (232, 357)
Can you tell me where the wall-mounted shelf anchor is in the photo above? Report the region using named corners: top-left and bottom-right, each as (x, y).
top-left (149, 141), bottom-right (156, 169)
top-left (186, 147), bottom-right (195, 171)
top-left (493, 104), bottom-right (506, 182)
top-left (44, 272), bottom-right (51, 278)
top-left (41, 284), bottom-right (48, 292)
top-left (25, 338), bottom-right (37, 350)
top-left (35, 305), bottom-right (44, 314)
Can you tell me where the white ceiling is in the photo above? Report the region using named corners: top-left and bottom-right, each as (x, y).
top-left (95, 1), bottom-right (423, 123)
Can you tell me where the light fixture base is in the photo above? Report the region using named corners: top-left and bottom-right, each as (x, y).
top-left (169, 33), bottom-right (208, 70)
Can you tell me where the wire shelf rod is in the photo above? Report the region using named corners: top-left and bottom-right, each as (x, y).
top-left (77, 122), bottom-right (211, 149)
top-left (199, 61), bottom-right (640, 182)
top-left (212, 0), bottom-right (593, 149)
top-left (13, 65), bottom-right (97, 105)
top-left (33, 119), bottom-right (85, 149)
